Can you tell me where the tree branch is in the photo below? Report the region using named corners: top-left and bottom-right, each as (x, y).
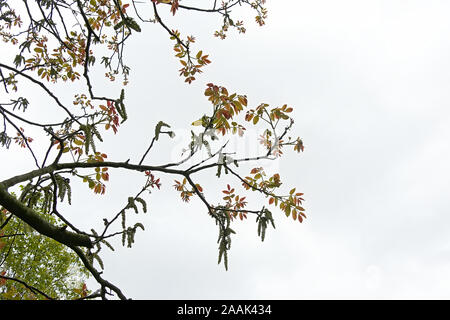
top-left (0, 274), bottom-right (56, 300)
top-left (0, 182), bottom-right (93, 248)
top-left (69, 245), bottom-right (128, 300)
top-left (2, 161), bottom-right (186, 189)
top-left (0, 63), bottom-right (79, 124)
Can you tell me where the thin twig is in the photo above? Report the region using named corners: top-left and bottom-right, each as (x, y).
top-left (0, 274), bottom-right (56, 300)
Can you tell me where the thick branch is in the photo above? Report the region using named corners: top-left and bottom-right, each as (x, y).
top-left (2, 161), bottom-right (186, 189)
top-left (0, 182), bottom-right (93, 248)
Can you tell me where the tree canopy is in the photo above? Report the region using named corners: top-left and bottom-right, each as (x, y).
top-left (0, 194), bottom-right (89, 300)
top-left (0, 0), bottom-right (306, 299)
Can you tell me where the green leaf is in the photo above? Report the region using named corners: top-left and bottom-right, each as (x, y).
top-left (114, 20), bottom-right (125, 30)
top-left (191, 119), bottom-right (203, 126)
top-left (0, 193), bottom-right (89, 299)
top-left (124, 17), bottom-right (141, 32)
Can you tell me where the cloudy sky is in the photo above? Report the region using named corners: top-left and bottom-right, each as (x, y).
top-left (3, 0), bottom-right (450, 299)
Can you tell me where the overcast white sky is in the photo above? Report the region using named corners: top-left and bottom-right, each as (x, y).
top-left (3, 0), bottom-right (450, 299)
